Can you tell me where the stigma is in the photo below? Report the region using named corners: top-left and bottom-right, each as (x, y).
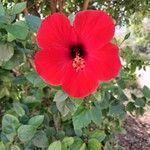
top-left (72, 55), bottom-right (85, 72)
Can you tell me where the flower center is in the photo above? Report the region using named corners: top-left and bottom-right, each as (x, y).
top-left (72, 54), bottom-right (85, 72)
top-left (69, 44), bottom-right (86, 58)
top-left (69, 44), bottom-right (86, 72)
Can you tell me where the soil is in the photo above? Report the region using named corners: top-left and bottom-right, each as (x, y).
top-left (118, 107), bottom-right (150, 150)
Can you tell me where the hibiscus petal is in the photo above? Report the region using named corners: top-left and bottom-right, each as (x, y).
top-left (62, 66), bottom-right (99, 98)
top-left (37, 13), bottom-right (76, 49)
top-left (73, 10), bottom-right (115, 51)
top-left (34, 48), bottom-right (71, 85)
top-left (93, 43), bottom-right (122, 81)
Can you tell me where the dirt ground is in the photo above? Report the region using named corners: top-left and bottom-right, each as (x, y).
top-left (118, 107), bottom-right (150, 150)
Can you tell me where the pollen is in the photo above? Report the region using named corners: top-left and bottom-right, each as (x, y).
top-left (72, 55), bottom-right (85, 72)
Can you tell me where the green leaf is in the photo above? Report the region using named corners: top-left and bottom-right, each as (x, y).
top-left (28, 115), bottom-right (44, 128)
top-left (143, 86), bottom-right (150, 98)
top-left (0, 16), bottom-right (8, 24)
top-left (48, 141), bottom-right (61, 150)
top-left (113, 146), bottom-right (126, 150)
top-left (0, 44), bottom-right (14, 66)
top-left (25, 15), bottom-right (42, 32)
top-left (11, 145), bottom-right (20, 150)
top-left (25, 71), bottom-right (46, 88)
top-left (54, 90), bottom-right (68, 102)
top-left (134, 97), bottom-right (146, 107)
top-left (73, 109), bottom-right (91, 136)
top-left (68, 13), bottom-right (75, 25)
top-left (90, 130), bottom-right (106, 142)
top-left (88, 138), bottom-right (101, 150)
top-left (12, 2), bottom-right (27, 14)
top-left (2, 50), bottom-right (25, 70)
top-left (104, 142), bottom-right (112, 150)
top-left (89, 106), bottom-right (102, 126)
top-left (69, 137), bottom-right (83, 150)
top-left (32, 131), bottom-right (48, 148)
top-left (54, 90), bottom-right (69, 116)
top-left (93, 91), bottom-right (101, 102)
top-left (109, 102), bottom-right (125, 119)
top-left (126, 102), bottom-right (135, 112)
top-left (99, 92), bottom-right (110, 109)
top-left (13, 103), bottom-right (25, 117)
top-left (17, 125), bottom-right (36, 142)
top-left (6, 22), bottom-right (28, 40)
top-left (0, 3), bottom-right (5, 15)
top-left (124, 32), bottom-right (130, 40)
top-left (79, 143), bottom-right (86, 150)
top-left (116, 78), bottom-right (126, 89)
top-left (2, 114), bottom-right (20, 134)
top-left (0, 141), bottom-right (5, 150)
top-left (62, 137), bottom-right (74, 149)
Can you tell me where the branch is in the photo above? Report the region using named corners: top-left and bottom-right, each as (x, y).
top-left (58, 0), bottom-right (65, 12)
top-left (83, 0), bottom-right (90, 10)
top-left (49, 0), bottom-right (57, 13)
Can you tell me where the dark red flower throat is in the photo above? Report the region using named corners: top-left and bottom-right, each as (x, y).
top-left (69, 44), bottom-right (86, 72)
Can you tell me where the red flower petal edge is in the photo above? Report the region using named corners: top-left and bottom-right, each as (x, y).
top-left (34, 10), bottom-right (122, 98)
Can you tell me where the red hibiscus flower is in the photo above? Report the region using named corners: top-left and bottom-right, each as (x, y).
top-left (34, 10), bottom-right (122, 98)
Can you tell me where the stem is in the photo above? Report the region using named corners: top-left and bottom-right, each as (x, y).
top-left (58, 0), bottom-right (65, 12)
top-left (49, 0), bottom-right (57, 13)
top-left (83, 0), bottom-right (90, 10)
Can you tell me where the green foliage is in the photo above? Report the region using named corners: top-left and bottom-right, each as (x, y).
top-left (0, 1), bottom-right (150, 150)
top-left (0, 44), bottom-right (14, 66)
top-left (12, 2), bottom-right (27, 15)
top-left (48, 141), bottom-right (61, 150)
top-left (17, 125), bottom-right (36, 142)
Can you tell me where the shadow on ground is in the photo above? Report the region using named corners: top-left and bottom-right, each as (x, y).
top-left (118, 110), bottom-right (150, 150)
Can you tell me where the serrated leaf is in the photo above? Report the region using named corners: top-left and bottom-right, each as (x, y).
top-left (109, 102), bottom-right (125, 119)
top-left (48, 141), bottom-right (61, 150)
top-left (0, 44), bottom-right (14, 66)
top-left (89, 106), bottom-right (102, 126)
top-left (2, 114), bottom-right (20, 134)
top-left (2, 50), bottom-right (24, 70)
top-left (54, 90), bottom-right (69, 116)
top-left (13, 103), bottom-right (25, 117)
top-left (32, 131), bottom-right (48, 148)
top-left (134, 97), bottom-right (146, 107)
top-left (6, 22), bottom-right (28, 40)
top-left (54, 90), bottom-right (68, 102)
top-left (11, 145), bottom-right (20, 150)
top-left (25, 71), bottom-right (46, 88)
top-left (62, 137), bottom-right (74, 148)
top-left (73, 109), bottom-right (91, 136)
top-left (28, 115), bottom-right (44, 128)
top-left (143, 86), bottom-right (150, 98)
top-left (88, 138), bottom-right (101, 150)
top-left (25, 15), bottom-right (42, 32)
top-left (12, 2), bottom-right (26, 14)
top-left (90, 130), bottom-right (106, 142)
top-left (69, 137), bottom-right (83, 150)
top-left (79, 143), bottom-right (86, 150)
top-left (17, 125), bottom-right (36, 142)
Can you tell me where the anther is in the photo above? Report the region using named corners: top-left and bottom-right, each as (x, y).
top-left (72, 55), bottom-right (85, 72)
